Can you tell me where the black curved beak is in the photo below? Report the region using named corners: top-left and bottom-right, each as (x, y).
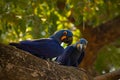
top-left (65, 37), bottom-right (73, 46)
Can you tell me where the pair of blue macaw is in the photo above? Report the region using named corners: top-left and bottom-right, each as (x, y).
top-left (10, 30), bottom-right (73, 59)
top-left (56, 38), bottom-right (88, 67)
top-left (10, 29), bottom-right (88, 67)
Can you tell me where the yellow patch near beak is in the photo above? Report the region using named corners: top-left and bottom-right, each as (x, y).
top-left (77, 44), bottom-right (80, 50)
top-left (61, 31), bottom-right (67, 41)
top-left (61, 36), bottom-right (67, 41)
top-left (84, 45), bottom-right (87, 49)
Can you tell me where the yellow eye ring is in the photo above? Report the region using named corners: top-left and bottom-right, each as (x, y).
top-left (77, 44), bottom-right (80, 48)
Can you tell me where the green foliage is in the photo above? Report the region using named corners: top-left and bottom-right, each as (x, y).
top-left (95, 38), bottom-right (120, 74)
top-left (0, 0), bottom-right (120, 43)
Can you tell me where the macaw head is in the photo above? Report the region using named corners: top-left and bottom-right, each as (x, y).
top-left (50, 30), bottom-right (73, 46)
top-left (76, 38), bottom-right (88, 51)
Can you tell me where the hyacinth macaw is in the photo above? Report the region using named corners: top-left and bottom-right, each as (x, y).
top-left (56, 38), bottom-right (88, 67)
top-left (9, 30), bottom-right (73, 59)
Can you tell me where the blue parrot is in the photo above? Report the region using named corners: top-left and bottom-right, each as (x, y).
top-left (9, 30), bottom-right (73, 59)
top-left (56, 38), bottom-right (88, 67)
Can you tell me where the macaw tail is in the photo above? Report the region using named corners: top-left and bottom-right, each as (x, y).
top-left (9, 43), bottom-right (21, 48)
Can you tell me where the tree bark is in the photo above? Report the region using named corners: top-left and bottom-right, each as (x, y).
top-left (0, 43), bottom-right (93, 80)
top-left (78, 16), bottom-right (120, 71)
top-left (94, 69), bottom-right (120, 80)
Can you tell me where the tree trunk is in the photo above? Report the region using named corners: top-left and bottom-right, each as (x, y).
top-left (78, 16), bottom-right (120, 71)
top-left (0, 43), bottom-right (93, 80)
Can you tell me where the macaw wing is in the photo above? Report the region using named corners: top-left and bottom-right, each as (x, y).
top-left (77, 51), bottom-right (85, 64)
top-left (56, 46), bottom-right (75, 66)
top-left (19, 39), bottom-right (64, 58)
top-left (20, 38), bottom-right (53, 45)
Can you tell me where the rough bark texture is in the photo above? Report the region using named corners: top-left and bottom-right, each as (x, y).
top-left (78, 16), bottom-right (120, 70)
top-left (0, 43), bottom-right (93, 80)
top-left (94, 69), bottom-right (120, 80)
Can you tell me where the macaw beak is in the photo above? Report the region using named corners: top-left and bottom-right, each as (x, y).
top-left (66, 37), bottom-right (73, 46)
top-left (62, 36), bottom-right (73, 46)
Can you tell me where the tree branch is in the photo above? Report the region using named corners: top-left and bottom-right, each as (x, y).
top-left (94, 69), bottom-right (120, 80)
top-left (0, 43), bottom-right (93, 80)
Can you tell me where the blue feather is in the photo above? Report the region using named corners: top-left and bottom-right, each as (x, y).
top-left (9, 30), bottom-right (73, 59)
top-left (56, 38), bottom-right (88, 67)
